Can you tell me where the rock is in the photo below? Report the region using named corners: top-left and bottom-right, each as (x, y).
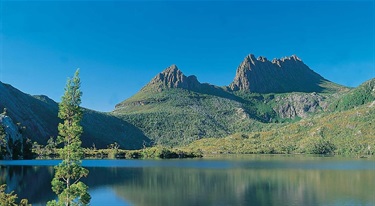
top-left (236, 108), bottom-right (249, 120)
top-left (0, 114), bottom-right (23, 159)
top-left (229, 54), bottom-right (329, 93)
top-left (273, 93), bottom-right (326, 118)
top-left (144, 65), bottom-right (201, 91)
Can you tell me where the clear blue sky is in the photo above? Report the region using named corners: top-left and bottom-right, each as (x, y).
top-left (1, 0), bottom-right (374, 112)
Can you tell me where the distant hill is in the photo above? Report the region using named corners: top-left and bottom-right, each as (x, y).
top-left (0, 81), bottom-right (149, 149)
top-left (0, 82), bottom-right (59, 143)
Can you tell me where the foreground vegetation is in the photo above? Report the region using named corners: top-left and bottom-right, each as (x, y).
top-left (33, 144), bottom-right (203, 159)
top-left (0, 184), bottom-right (30, 206)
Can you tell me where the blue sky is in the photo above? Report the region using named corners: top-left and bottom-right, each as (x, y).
top-left (1, 0), bottom-right (374, 112)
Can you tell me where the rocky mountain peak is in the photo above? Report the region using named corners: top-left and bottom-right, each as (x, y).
top-left (144, 65), bottom-right (201, 91)
top-left (229, 54), bottom-right (326, 93)
top-left (161, 64), bottom-right (179, 75)
top-left (240, 54), bottom-right (257, 67)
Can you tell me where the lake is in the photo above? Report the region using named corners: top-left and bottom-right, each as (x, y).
top-left (1, 155), bottom-right (375, 206)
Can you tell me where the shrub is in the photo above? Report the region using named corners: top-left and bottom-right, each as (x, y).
top-left (310, 138), bottom-right (336, 154)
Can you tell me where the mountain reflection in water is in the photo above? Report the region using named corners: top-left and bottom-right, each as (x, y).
top-left (0, 157), bottom-right (374, 206)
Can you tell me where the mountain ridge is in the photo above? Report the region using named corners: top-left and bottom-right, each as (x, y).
top-left (229, 54), bottom-right (333, 93)
top-left (136, 54), bottom-right (343, 96)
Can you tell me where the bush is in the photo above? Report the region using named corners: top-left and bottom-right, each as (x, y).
top-left (310, 138), bottom-right (336, 154)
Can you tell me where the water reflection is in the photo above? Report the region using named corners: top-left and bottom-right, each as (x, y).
top-left (1, 157), bottom-right (374, 206)
top-left (0, 165), bottom-right (55, 204)
top-left (113, 167), bottom-right (375, 206)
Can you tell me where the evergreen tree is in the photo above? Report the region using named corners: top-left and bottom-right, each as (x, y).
top-left (47, 70), bottom-right (91, 206)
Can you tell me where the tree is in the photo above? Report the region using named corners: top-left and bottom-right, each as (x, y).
top-left (0, 184), bottom-right (31, 206)
top-left (47, 70), bottom-right (91, 206)
top-left (45, 136), bottom-right (57, 156)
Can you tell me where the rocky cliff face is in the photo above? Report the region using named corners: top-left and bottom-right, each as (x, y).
top-left (144, 65), bottom-right (201, 92)
top-left (229, 54), bottom-right (328, 93)
top-left (0, 114), bottom-right (23, 159)
top-left (272, 93), bottom-right (328, 119)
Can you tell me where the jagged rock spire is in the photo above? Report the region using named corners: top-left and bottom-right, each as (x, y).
top-left (144, 65), bottom-right (201, 91)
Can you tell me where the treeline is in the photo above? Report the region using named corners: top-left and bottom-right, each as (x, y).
top-left (33, 138), bottom-right (202, 159)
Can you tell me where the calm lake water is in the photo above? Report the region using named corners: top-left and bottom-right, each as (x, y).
top-left (1, 155), bottom-right (375, 206)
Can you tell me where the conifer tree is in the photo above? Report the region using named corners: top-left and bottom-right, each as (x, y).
top-left (48, 70), bottom-right (90, 206)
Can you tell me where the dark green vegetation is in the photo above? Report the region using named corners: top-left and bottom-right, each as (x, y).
top-left (0, 54), bottom-right (374, 156)
top-left (48, 70), bottom-right (90, 206)
top-left (0, 125), bottom-right (5, 159)
top-left (0, 184), bottom-right (30, 206)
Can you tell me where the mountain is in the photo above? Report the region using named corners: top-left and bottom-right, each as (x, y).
top-left (229, 54), bottom-right (341, 93)
top-left (113, 55), bottom-right (347, 146)
top-left (0, 81), bottom-right (149, 149)
top-left (113, 65), bottom-right (264, 146)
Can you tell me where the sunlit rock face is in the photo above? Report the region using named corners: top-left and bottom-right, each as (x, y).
top-left (0, 114), bottom-right (23, 159)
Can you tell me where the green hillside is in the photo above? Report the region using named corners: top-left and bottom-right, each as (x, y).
top-left (184, 101), bottom-right (375, 156)
top-left (329, 78), bottom-right (375, 112)
top-left (113, 88), bottom-right (271, 146)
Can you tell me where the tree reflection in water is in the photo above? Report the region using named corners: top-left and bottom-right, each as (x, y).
top-left (1, 158), bottom-right (374, 206)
